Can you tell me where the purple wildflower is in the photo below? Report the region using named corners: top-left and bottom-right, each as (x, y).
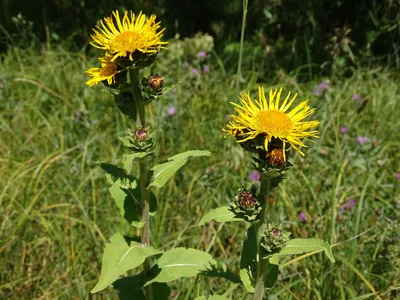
top-left (249, 171), bottom-right (260, 182)
top-left (299, 212), bottom-right (307, 222)
top-left (340, 126), bottom-right (348, 134)
top-left (167, 106), bottom-right (176, 116)
top-left (313, 89), bottom-right (322, 97)
top-left (396, 173), bottom-right (400, 182)
top-left (203, 65), bottom-right (210, 73)
top-left (353, 94), bottom-right (360, 100)
top-left (198, 51), bottom-right (207, 58)
top-left (356, 136), bottom-right (369, 145)
top-left (191, 68), bottom-right (200, 75)
top-left (340, 198), bottom-right (356, 213)
top-left (347, 198), bottom-right (356, 209)
top-left (319, 82), bottom-right (329, 90)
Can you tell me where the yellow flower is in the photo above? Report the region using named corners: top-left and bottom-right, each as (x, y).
top-left (224, 86), bottom-right (319, 158)
top-left (85, 55), bottom-right (118, 87)
top-left (90, 11), bottom-right (168, 61)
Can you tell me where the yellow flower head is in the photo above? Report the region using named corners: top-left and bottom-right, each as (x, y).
top-left (90, 11), bottom-right (168, 61)
top-left (85, 55), bottom-right (118, 87)
top-left (224, 86), bottom-right (320, 159)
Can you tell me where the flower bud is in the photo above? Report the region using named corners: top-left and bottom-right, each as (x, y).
top-left (135, 127), bottom-right (148, 141)
top-left (266, 148), bottom-right (285, 167)
top-left (148, 74), bottom-right (164, 91)
top-left (238, 191), bottom-right (257, 209)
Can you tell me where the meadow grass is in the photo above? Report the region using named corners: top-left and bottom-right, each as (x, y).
top-left (0, 43), bottom-right (399, 299)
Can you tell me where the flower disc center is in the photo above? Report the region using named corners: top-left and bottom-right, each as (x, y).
top-left (110, 31), bottom-right (144, 52)
top-left (100, 63), bottom-right (116, 76)
top-left (255, 110), bottom-right (292, 136)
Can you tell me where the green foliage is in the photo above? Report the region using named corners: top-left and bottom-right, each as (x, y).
top-left (91, 233), bottom-right (161, 293)
top-left (99, 163), bottom-right (154, 227)
top-left (239, 225), bottom-right (257, 293)
top-left (272, 238), bottom-right (335, 263)
top-left (1, 33), bottom-right (400, 299)
top-left (198, 206), bottom-right (247, 226)
top-left (149, 150), bottom-right (211, 188)
top-left (146, 248), bottom-right (218, 285)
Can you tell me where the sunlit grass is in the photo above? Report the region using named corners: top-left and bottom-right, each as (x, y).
top-left (0, 44), bottom-right (399, 299)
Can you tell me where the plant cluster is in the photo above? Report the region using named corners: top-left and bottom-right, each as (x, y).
top-left (85, 10), bottom-right (335, 300)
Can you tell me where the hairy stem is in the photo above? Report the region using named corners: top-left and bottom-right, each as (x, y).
top-left (129, 68), bottom-right (152, 300)
top-left (254, 173), bottom-right (271, 300)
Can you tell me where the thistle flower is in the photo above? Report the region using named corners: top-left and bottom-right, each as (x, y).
top-left (353, 94), bottom-right (360, 100)
top-left (299, 212), bottom-right (307, 222)
top-left (198, 51), bottom-right (207, 58)
top-left (340, 126), bottom-right (348, 134)
top-left (191, 68), bottom-right (200, 75)
top-left (168, 106), bottom-right (176, 116)
top-left (249, 171), bottom-right (260, 181)
top-left (85, 55), bottom-right (118, 87)
top-left (356, 136), bottom-right (369, 145)
top-left (90, 11), bottom-right (168, 61)
top-left (224, 87), bottom-right (320, 159)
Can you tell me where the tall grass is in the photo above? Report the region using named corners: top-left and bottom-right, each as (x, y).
top-left (0, 43), bottom-right (399, 299)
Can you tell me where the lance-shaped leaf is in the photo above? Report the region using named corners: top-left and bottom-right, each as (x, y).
top-left (148, 150), bottom-right (211, 189)
top-left (146, 248), bottom-right (217, 285)
top-left (239, 224), bottom-right (257, 293)
top-left (91, 233), bottom-right (161, 293)
top-left (271, 238), bottom-right (335, 263)
top-left (198, 206), bottom-right (248, 226)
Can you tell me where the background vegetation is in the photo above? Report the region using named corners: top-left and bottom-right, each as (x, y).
top-left (1, 0), bottom-right (400, 299)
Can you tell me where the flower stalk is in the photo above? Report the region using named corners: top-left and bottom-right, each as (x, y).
top-left (129, 68), bottom-right (152, 299)
top-left (254, 173), bottom-right (272, 300)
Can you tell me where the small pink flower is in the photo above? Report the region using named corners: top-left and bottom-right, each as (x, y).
top-left (249, 171), bottom-right (260, 181)
top-left (203, 65), bottom-right (210, 73)
top-left (168, 106), bottom-right (176, 116)
top-left (356, 136), bottom-right (369, 145)
top-left (340, 126), bottom-right (348, 134)
top-left (396, 173), bottom-right (400, 182)
top-left (299, 212), bottom-right (307, 222)
top-left (319, 82), bottom-right (329, 90)
top-left (198, 51), bottom-right (207, 58)
top-left (353, 94), bottom-right (360, 100)
top-left (191, 68), bottom-right (200, 75)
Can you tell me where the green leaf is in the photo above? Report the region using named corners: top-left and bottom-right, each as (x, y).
top-left (98, 163), bottom-right (158, 225)
top-left (122, 153), bottom-right (152, 173)
top-left (146, 248), bottom-right (217, 285)
top-left (198, 206), bottom-right (247, 226)
top-left (91, 233), bottom-right (161, 293)
top-left (113, 275), bottom-right (170, 300)
top-left (195, 296), bottom-right (231, 300)
top-left (98, 162), bottom-right (136, 186)
top-left (149, 150), bottom-right (211, 189)
top-left (109, 180), bottom-right (144, 228)
top-left (272, 238), bottom-right (335, 263)
top-left (239, 225), bottom-right (257, 293)
top-left (266, 255), bottom-right (279, 289)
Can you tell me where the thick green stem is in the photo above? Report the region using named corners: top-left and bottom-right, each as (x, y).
top-left (254, 173), bottom-right (271, 300)
top-left (129, 68), bottom-right (152, 300)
